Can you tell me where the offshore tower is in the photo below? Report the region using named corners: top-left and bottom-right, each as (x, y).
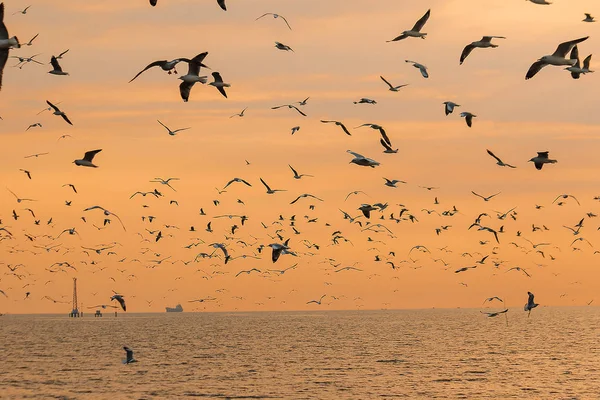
top-left (69, 277), bottom-right (80, 317)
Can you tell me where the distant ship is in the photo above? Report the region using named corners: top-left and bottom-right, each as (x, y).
top-left (166, 304), bottom-right (183, 313)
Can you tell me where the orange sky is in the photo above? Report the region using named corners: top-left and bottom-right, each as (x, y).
top-left (1, 0), bottom-right (600, 314)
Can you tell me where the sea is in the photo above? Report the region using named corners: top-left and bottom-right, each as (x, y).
top-left (1, 308), bottom-right (598, 399)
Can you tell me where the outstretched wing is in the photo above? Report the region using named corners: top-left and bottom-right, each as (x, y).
top-left (412, 9), bottom-right (430, 32)
top-left (525, 60), bottom-right (547, 80)
top-left (217, 0), bottom-right (227, 11)
top-left (460, 44), bottom-right (475, 65)
top-left (553, 37), bottom-right (588, 57)
top-left (128, 60), bottom-right (166, 83)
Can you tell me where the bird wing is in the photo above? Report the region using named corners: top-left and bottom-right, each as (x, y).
top-left (0, 4), bottom-right (7, 38)
top-left (128, 60), bottom-right (167, 83)
top-left (58, 49), bottom-right (69, 58)
top-left (290, 196), bottom-right (302, 205)
top-left (260, 178), bottom-right (272, 192)
top-left (0, 49), bottom-right (8, 91)
top-left (486, 149), bottom-right (502, 163)
top-left (380, 75), bottom-right (394, 89)
top-left (378, 127), bottom-right (391, 146)
top-left (338, 122), bottom-right (351, 136)
top-left (83, 149), bottom-right (102, 162)
top-left (280, 15), bottom-right (292, 30)
top-left (291, 105), bottom-right (307, 116)
top-left (380, 138), bottom-right (393, 151)
top-left (347, 150), bottom-right (364, 159)
top-left (553, 37), bottom-right (588, 57)
top-left (289, 164), bottom-right (298, 176)
top-left (179, 81), bottom-right (194, 102)
top-left (569, 45), bottom-right (580, 65)
top-left (583, 54), bottom-right (592, 70)
top-left (60, 113), bottom-right (73, 125)
top-left (46, 100), bottom-right (60, 112)
top-left (412, 9), bottom-right (430, 32)
top-left (255, 13), bottom-right (271, 20)
top-left (525, 60), bottom-right (547, 80)
top-left (460, 44), bottom-right (475, 64)
top-left (212, 72), bottom-right (228, 98)
top-left (50, 56), bottom-right (63, 72)
top-left (388, 33), bottom-right (408, 42)
top-left (186, 52), bottom-right (209, 76)
top-left (419, 66), bottom-right (429, 78)
top-left (217, 0), bottom-right (226, 11)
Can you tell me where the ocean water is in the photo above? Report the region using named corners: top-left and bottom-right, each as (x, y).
top-left (1, 308), bottom-right (599, 399)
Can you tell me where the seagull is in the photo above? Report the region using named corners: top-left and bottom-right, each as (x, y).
top-left (297, 97), bottom-right (310, 106)
top-left (19, 169), bottom-right (31, 179)
top-left (48, 56), bottom-right (68, 75)
top-left (73, 149), bottom-right (102, 168)
top-left (405, 60), bottom-right (429, 78)
top-left (269, 242), bottom-right (290, 263)
top-left (260, 178), bottom-right (286, 194)
top-left (111, 294), bottom-right (126, 311)
top-left (83, 205), bottom-right (126, 231)
top-left (471, 191), bottom-right (500, 201)
top-left (384, 178), bottom-right (406, 188)
top-left (274, 42), bottom-right (293, 52)
top-left (129, 58), bottom-right (192, 82)
top-left (178, 53), bottom-right (209, 102)
top-left (157, 120), bottom-right (190, 136)
top-left (290, 126), bottom-right (300, 135)
top-left (483, 296), bottom-right (504, 304)
top-left (290, 194), bottom-right (323, 205)
top-left (358, 204), bottom-right (378, 219)
top-left (529, 151), bottom-right (557, 170)
top-left (583, 13), bottom-right (595, 23)
top-left (256, 13), bottom-right (292, 30)
top-left (460, 36), bottom-right (505, 65)
top-left (506, 266), bottom-right (531, 277)
top-left (46, 101), bottom-right (72, 125)
top-left (23, 33), bottom-right (38, 46)
top-left (565, 46), bottom-right (593, 79)
top-left (524, 291), bottom-right (538, 317)
top-left (353, 98), bottom-right (377, 105)
top-left (481, 309), bottom-right (508, 318)
top-left (6, 188), bottom-right (36, 203)
top-left (486, 149), bottom-right (516, 168)
top-left (460, 112), bottom-right (476, 127)
top-left (235, 268), bottom-right (261, 277)
top-left (388, 9), bottom-right (430, 42)
top-left (208, 72), bottom-right (230, 98)
top-left (223, 177), bottom-right (252, 189)
top-left (355, 123), bottom-right (391, 146)
top-left (13, 5), bottom-right (30, 15)
top-left (0, 3), bottom-right (22, 91)
top-left (56, 49), bottom-right (69, 59)
top-left (271, 104), bottom-right (306, 116)
top-left (306, 295), bottom-right (326, 305)
top-left (380, 76), bottom-right (408, 92)
top-left (347, 150), bottom-right (380, 168)
top-left (525, 37), bottom-right (589, 80)
top-left (289, 165), bottom-right (313, 179)
top-left (552, 194), bottom-right (580, 206)
top-left (230, 107), bottom-right (247, 118)
top-left (443, 101), bottom-right (460, 116)
top-left (320, 120), bottom-right (351, 135)
top-left (25, 122), bottom-right (42, 131)
top-left (123, 347), bottom-right (137, 364)
top-left (150, 177), bottom-right (179, 191)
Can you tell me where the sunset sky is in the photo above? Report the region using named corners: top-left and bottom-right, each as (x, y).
top-left (1, 0), bottom-right (600, 314)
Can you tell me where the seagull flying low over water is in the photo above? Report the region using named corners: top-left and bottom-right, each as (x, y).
top-left (524, 291), bottom-right (538, 317)
top-left (405, 60), bottom-right (429, 78)
top-left (481, 309), bottom-right (508, 317)
top-left (460, 36), bottom-right (505, 65)
top-left (111, 294), bottom-right (126, 311)
top-left (388, 9), bottom-right (430, 42)
top-left (123, 347), bottom-right (137, 364)
top-left (256, 13), bottom-right (292, 30)
top-left (525, 37), bottom-right (589, 80)
top-left (73, 149), bottom-right (102, 168)
top-left (0, 3), bottom-right (22, 92)
top-left (529, 151), bottom-right (557, 170)
top-left (486, 149), bottom-right (516, 168)
top-left (178, 53), bottom-right (209, 102)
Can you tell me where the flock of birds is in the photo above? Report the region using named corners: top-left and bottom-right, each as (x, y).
top-left (1, 1), bottom-right (599, 360)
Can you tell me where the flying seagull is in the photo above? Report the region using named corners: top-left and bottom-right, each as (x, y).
top-left (380, 76), bottom-right (408, 91)
top-left (123, 346), bottom-right (137, 364)
top-left (0, 3), bottom-right (22, 91)
top-left (83, 205), bottom-right (126, 231)
top-left (260, 178), bottom-right (286, 194)
top-left (347, 150), bottom-right (380, 168)
top-left (583, 13), bottom-right (595, 23)
top-left (230, 107), bottom-right (247, 118)
top-left (271, 104), bottom-right (306, 116)
top-left (460, 112), bottom-right (476, 127)
top-left (525, 37), bottom-right (589, 80)
top-left (74, 149), bottom-right (102, 168)
top-left (46, 101), bottom-right (73, 125)
top-left (13, 5), bottom-right (31, 15)
top-left (443, 101), bottom-right (460, 116)
top-left (565, 46), bottom-right (593, 79)
top-left (274, 42), bottom-right (293, 52)
top-left (111, 294), bottom-right (126, 311)
top-left (129, 58), bottom-right (193, 82)
top-left (289, 165), bottom-right (313, 179)
top-left (529, 151), bottom-right (557, 170)
top-left (178, 53), bottom-right (209, 102)
top-left (472, 191), bottom-right (501, 201)
top-left (460, 36), bottom-right (505, 65)
top-left (307, 295), bottom-right (326, 305)
top-left (480, 309), bottom-right (508, 317)
top-left (524, 291), bottom-right (538, 317)
top-left (208, 72), bottom-right (230, 98)
top-left (388, 9), bottom-right (430, 42)
top-left (157, 120), bottom-right (190, 136)
top-left (256, 13), bottom-right (292, 30)
top-left (48, 56), bottom-right (68, 75)
top-left (320, 120), bottom-right (351, 135)
top-left (405, 60), bottom-right (429, 78)
top-left (486, 149), bottom-right (516, 168)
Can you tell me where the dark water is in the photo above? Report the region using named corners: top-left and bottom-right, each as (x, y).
top-left (1, 308), bottom-right (598, 399)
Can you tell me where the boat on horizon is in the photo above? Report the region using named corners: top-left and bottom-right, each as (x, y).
top-left (166, 304), bottom-right (183, 313)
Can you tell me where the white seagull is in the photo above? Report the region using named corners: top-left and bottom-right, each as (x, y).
top-left (565, 46), bottom-right (593, 79)
top-left (443, 101), bottom-right (460, 116)
top-left (405, 60), bottom-right (429, 78)
top-left (380, 76), bottom-right (408, 92)
top-left (525, 37), bottom-right (589, 80)
top-left (256, 13), bottom-right (292, 30)
top-left (157, 120), bottom-right (190, 136)
top-left (388, 9), bottom-right (430, 42)
top-left (529, 151), bottom-right (557, 170)
top-left (178, 53), bottom-right (209, 102)
top-left (460, 112), bottom-right (476, 127)
top-left (347, 150), bottom-right (380, 168)
top-left (460, 36), bottom-right (505, 65)
top-left (73, 149), bottom-right (102, 168)
top-left (208, 72), bottom-right (230, 98)
top-left (46, 100), bottom-right (73, 125)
